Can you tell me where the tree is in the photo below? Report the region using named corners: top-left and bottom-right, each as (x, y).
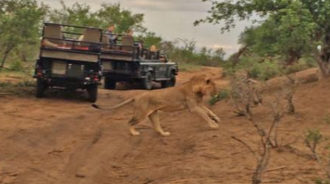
top-left (213, 48), bottom-right (225, 61)
top-left (136, 31), bottom-right (162, 48)
top-left (96, 3), bottom-right (146, 33)
top-left (47, 1), bottom-right (101, 34)
top-left (195, 0), bottom-right (330, 77)
top-left (0, 0), bottom-right (47, 73)
top-left (48, 2), bottom-right (146, 34)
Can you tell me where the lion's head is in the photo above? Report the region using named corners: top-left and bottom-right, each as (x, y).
top-left (190, 75), bottom-right (218, 97)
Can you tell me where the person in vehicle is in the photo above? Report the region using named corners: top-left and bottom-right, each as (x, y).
top-left (149, 45), bottom-right (159, 60)
top-left (150, 45), bottom-right (157, 52)
top-left (136, 40), bottom-right (145, 58)
top-left (127, 29), bottom-right (134, 36)
top-left (106, 24), bottom-right (117, 44)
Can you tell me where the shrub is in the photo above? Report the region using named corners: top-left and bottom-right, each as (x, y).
top-left (284, 58), bottom-right (316, 75)
top-left (248, 59), bottom-right (282, 80)
top-left (209, 89), bottom-right (230, 106)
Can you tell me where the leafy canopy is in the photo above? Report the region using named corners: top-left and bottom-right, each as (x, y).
top-left (196, 0), bottom-right (330, 64)
top-left (0, 0), bottom-right (47, 49)
top-left (48, 1), bottom-right (146, 34)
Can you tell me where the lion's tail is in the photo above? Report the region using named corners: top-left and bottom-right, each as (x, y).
top-left (92, 98), bottom-right (134, 110)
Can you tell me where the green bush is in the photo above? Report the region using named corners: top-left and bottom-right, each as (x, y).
top-left (315, 178), bottom-right (330, 184)
top-left (284, 58), bottom-right (316, 75)
top-left (209, 89), bottom-right (230, 106)
top-left (9, 59), bottom-right (24, 71)
top-left (248, 59), bottom-right (282, 80)
top-left (223, 55), bottom-right (316, 81)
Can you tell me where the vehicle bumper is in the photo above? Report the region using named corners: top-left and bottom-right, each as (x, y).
top-left (102, 70), bottom-right (141, 81)
top-left (34, 76), bottom-right (101, 89)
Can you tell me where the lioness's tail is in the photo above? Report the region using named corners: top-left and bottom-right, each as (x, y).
top-left (92, 98), bottom-right (134, 110)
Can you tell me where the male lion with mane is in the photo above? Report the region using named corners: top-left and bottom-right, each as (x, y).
top-left (92, 75), bottom-right (221, 136)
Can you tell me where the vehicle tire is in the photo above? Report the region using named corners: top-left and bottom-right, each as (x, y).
top-left (142, 72), bottom-right (153, 90)
top-left (161, 73), bottom-right (176, 88)
top-left (104, 77), bottom-right (116, 89)
top-left (36, 78), bottom-right (46, 98)
top-left (87, 84), bottom-right (98, 103)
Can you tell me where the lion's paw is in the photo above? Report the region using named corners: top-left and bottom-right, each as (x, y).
top-left (211, 116), bottom-right (221, 123)
top-left (161, 132), bottom-right (171, 136)
top-left (210, 123), bottom-right (220, 129)
top-left (131, 131), bottom-right (141, 136)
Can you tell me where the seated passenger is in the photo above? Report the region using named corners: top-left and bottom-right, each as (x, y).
top-left (105, 24), bottom-right (117, 45)
top-left (150, 45), bottom-right (158, 52)
top-left (149, 45), bottom-right (159, 60)
top-left (136, 40), bottom-right (144, 58)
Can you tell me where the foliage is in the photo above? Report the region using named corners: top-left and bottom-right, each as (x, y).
top-left (0, 0), bottom-right (47, 73)
top-left (324, 114), bottom-right (330, 125)
top-left (160, 39), bottom-right (225, 67)
top-left (177, 62), bottom-right (201, 72)
top-left (306, 129), bottom-right (323, 146)
top-left (223, 54), bottom-right (316, 80)
top-left (47, 1), bottom-right (146, 34)
top-left (209, 89), bottom-right (230, 106)
top-left (238, 2), bottom-right (316, 63)
top-left (47, 1), bottom-right (100, 30)
top-left (283, 58), bottom-right (315, 76)
top-left (304, 129), bottom-right (330, 183)
top-left (196, 0), bottom-right (330, 76)
top-left (248, 59), bottom-right (282, 80)
top-left (136, 31), bottom-right (163, 48)
top-left (223, 55), bottom-right (282, 80)
top-left (97, 3), bottom-right (145, 33)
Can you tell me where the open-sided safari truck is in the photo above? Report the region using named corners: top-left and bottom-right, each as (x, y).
top-left (33, 23), bottom-right (103, 102)
top-left (100, 33), bottom-right (178, 90)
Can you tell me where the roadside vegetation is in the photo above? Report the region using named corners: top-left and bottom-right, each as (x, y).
top-left (196, 0), bottom-right (330, 183)
top-left (195, 0), bottom-right (330, 81)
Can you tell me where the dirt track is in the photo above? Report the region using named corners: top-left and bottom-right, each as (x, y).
top-left (0, 67), bottom-right (329, 184)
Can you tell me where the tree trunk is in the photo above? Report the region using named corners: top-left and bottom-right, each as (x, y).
top-left (232, 45), bottom-right (249, 66)
top-left (314, 34), bottom-right (330, 78)
top-left (313, 48), bottom-right (330, 78)
top-left (0, 46), bottom-right (14, 74)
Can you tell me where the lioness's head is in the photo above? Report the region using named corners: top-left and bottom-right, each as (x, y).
top-left (191, 75), bottom-right (218, 97)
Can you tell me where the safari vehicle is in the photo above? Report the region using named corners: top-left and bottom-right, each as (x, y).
top-left (33, 23), bottom-right (103, 102)
top-left (100, 34), bottom-right (178, 90)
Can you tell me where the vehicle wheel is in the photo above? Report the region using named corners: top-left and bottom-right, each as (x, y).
top-left (87, 84), bottom-right (98, 103)
top-left (142, 72), bottom-right (153, 90)
top-left (36, 78), bottom-right (46, 98)
top-left (104, 77), bottom-right (116, 89)
top-left (161, 73), bottom-right (176, 88)
top-left (169, 75), bottom-right (176, 87)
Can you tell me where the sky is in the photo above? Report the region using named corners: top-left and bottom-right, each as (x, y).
top-left (37, 0), bottom-right (252, 56)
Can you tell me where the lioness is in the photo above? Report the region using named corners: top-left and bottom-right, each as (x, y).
top-left (92, 75), bottom-right (221, 136)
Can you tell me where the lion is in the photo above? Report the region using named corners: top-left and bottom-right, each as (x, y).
top-left (92, 75), bottom-right (221, 136)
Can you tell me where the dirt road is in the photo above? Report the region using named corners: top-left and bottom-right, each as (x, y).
top-left (0, 67), bottom-right (328, 184)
